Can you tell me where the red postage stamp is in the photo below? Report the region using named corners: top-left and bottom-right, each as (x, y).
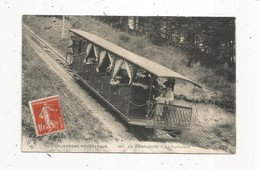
top-left (29, 95), bottom-right (65, 136)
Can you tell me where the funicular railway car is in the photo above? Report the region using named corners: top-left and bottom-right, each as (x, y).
top-left (66, 29), bottom-right (202, 137)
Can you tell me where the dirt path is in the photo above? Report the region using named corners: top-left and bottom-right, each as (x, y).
top-left (23, 33), bottom-right (226, 153)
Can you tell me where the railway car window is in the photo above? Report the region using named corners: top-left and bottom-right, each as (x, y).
top-left (132, 68), bottom-right (152, 89)
top-left (78, 40), bottom-right (82, 54)
top-left (74, 44), bottom-right (78, 54)
top-left (84, 43), bottom-right (93, 63)
top-left (84, 43), bottom-right (99, 65)
top-left (82, 41), bottom-right (86, 53)
top-left (131, 68), bottom-right (152, 102)
top-left (110, 58), bottom-right (133, 85)
top-left (74, 35), bottom-right (80, 54)
top-left (96, 50), bottom-right (112, 74)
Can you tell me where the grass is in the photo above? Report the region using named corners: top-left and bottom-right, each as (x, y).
top-left (179, 121), bottom-right (236, 153)
top-left (22, 36), bottom-right (111, 144)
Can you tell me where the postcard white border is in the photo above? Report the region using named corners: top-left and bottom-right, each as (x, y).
top-left (1, 0), bottom-right (260, 169)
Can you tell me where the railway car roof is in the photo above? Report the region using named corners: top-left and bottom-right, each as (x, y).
top-left (70, 29), bottom-right (202, 88)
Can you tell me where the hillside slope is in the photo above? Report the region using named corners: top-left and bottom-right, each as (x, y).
top-left (22, 15), bottom-right (236, 153)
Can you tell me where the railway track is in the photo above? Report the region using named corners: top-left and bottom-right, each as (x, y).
top-left (23, 24), bottom-right (180, 142)
top-left (23, 24), bottom-right (67, 62)
top-left (23, 25), bottom-right (106, 143)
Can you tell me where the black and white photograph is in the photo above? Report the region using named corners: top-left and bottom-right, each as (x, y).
top-left (22, 15), bottom-right (236, 153)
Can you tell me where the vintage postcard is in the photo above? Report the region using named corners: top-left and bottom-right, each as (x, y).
top-left (22, 15), bottom-right (235, 153)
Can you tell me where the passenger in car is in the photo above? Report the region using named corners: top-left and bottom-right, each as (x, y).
top-left (154, 92), bottom-right (165, 123)
top-left (67, 35), bottom-right (75, 67)
top-left (86, 57), bottom-right (95, 65)
top-left (132, 70), bottom-right (151, 89)
top-left (110, 69), bottom-right (129, 86)
top-left (164, 82), bottom-right (174, 105)
top-left (117, 69), bottom-right (130, 84)
top-left (151, 78), bottom-right (165, 101)
top-left (155, 92), bottom-right (165, 105)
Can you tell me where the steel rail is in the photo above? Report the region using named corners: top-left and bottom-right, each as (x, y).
top-left (23, 24), bottom-right (67, 62)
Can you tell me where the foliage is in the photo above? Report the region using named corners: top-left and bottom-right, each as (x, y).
top-left (95, 16), bottom-right (236, 81)
top-left (93, 16), bottom-right (236, 110)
